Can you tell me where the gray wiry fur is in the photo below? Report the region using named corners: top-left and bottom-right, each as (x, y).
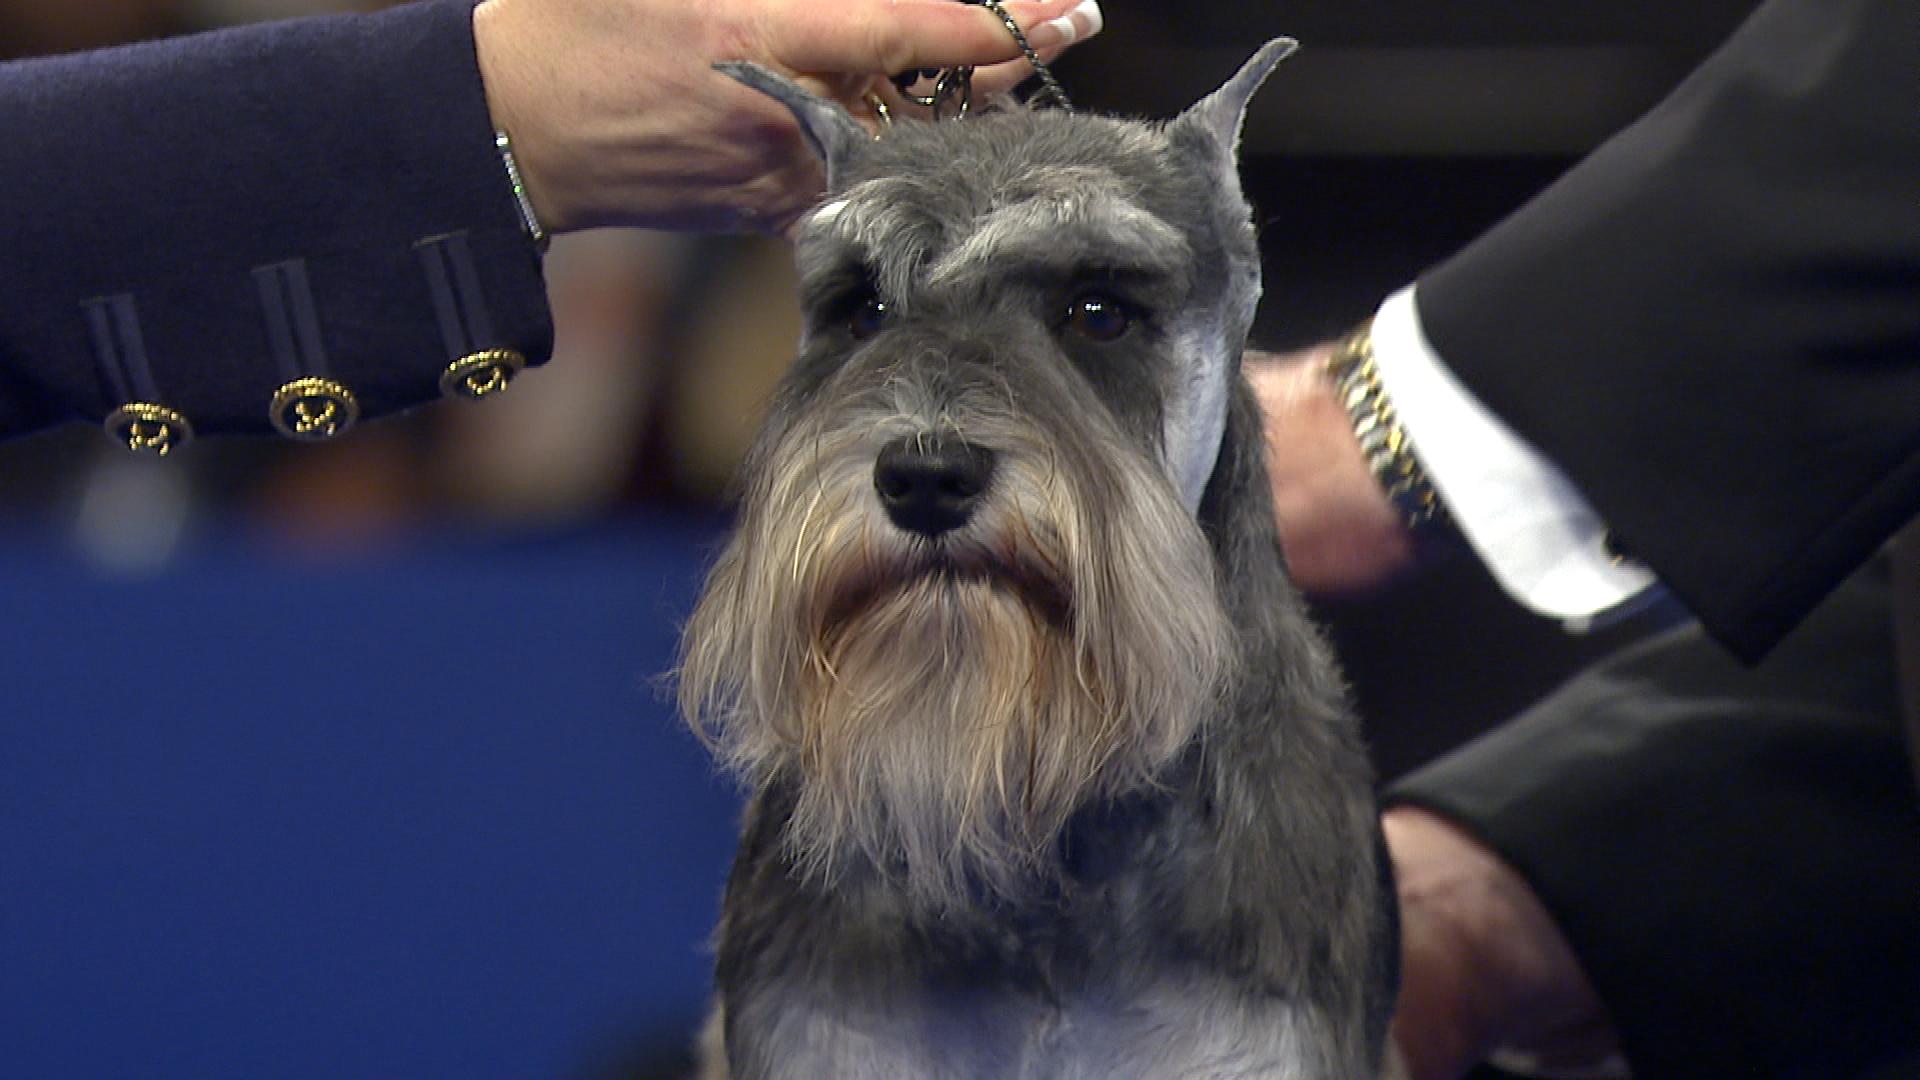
top-left (681, 42), bottom-right (1397, 1078)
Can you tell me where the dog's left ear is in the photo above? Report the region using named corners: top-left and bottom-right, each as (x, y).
top-left (715, 61), bottom-right (869, 189)
top-left (1165, 37), bottom-right (1297, 183)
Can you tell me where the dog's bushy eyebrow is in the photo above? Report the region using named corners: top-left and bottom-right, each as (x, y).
top-left (928, 186), bottom-right (1193, 296)
top-left (795, 165), bottom-right (1196, 309)
top-left (795, 178), bottom-right (945, 306)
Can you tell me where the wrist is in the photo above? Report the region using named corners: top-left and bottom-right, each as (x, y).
top-left (472, 0), bottom-right (573, 235)
top-left (1247, 348), bottom-right (1418, 593)
top-left (1323, 319), bottom-right (1445, 532)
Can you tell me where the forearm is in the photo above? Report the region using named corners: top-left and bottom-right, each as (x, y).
top-left (0, 0), bottom-right (548, 443)
top-left (1251, 294), bottom-right (1659, 625)
top-left (1416, 0), bottom-right (1920, 657)
top-left (0, 0), bottom-right (1105, 450)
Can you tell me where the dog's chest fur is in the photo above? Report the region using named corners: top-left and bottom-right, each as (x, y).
top-left (733, 973), bottom-right (1310, 1080)
top-left (719, 795), bottom-right (1322, 1080)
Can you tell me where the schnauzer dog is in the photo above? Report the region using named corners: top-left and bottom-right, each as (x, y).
top-left (678, 41), bottom-right (1398, 1079)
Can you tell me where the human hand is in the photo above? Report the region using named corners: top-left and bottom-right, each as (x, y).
top-left (1246, 345), bottom-right (1420, 595)
top-left (1384, 806), bottom-right (1623, 1080)
top-left (472, 0), bottom-right (1103, 236)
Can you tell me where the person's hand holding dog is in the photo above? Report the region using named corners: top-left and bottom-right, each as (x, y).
top-left (473, 0), bottom-right (1103, 236)
top-left (1385, 807), bottom-right (1622, 1080)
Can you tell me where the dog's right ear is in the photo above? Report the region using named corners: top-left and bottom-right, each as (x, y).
top-left (715, 62), bottom-right (868, 190)
top-left (1171, 37), bottom-right (1298, 157)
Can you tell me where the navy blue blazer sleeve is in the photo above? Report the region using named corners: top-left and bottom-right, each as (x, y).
top-left (1415, 0), bottom-right (1920, 660)
top-left (0, 0), bottom-right (553, 440)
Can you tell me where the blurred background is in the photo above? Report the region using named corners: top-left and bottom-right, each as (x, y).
top-left (0, 2), bottom-right (1755, 1076)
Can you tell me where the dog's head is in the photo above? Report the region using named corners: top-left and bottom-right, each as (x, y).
top-left (681, 44), bottom-right (1293, 910)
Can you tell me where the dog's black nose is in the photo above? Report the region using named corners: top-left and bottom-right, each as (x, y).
top-left (873, 436), bottom-right (996, 537)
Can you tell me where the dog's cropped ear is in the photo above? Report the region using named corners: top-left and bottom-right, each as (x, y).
top-left (715, 61), bottom-right (869, 190)
top-left (1165, 37), bottom-right (1297, 176)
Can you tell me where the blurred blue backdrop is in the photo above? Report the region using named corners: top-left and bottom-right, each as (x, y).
top-left (0, 517), bottom-right (737, 1078)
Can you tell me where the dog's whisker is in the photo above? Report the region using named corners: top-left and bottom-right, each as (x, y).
top-left (806, 635), bottom-right (839, 683)
top-left (790, 491), bottom-right (826, 587)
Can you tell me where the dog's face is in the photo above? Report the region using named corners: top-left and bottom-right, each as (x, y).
top-left (681, 45), bottom-right (1292, 911)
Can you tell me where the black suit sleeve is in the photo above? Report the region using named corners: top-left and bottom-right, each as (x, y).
top-left (0, 0), bottom-right (553, 442)
top-left (1416, 0), bottom-right (1920, 659)
top-left (1387, 566), bottom-right (1920, 1078)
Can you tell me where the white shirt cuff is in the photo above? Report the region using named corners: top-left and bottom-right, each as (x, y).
top-left (1368, 286), bottom-right (1659, 627)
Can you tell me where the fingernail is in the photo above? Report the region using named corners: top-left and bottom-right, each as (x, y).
top-left (1028, 0), bottom-right (1103, 48)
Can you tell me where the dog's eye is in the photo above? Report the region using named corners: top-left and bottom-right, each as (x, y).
top-left (1064, 294), bottom-right (1133, 342)
top-left (849, 294), bottom-right (890, 340)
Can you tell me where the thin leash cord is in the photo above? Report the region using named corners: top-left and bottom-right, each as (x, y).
top-left (971, 0), bottom-right (1074, 111)
top-left (883, 0), bottom-right (1074, 122)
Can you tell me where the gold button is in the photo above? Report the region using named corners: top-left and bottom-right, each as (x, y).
top-left (105, 403), bottom-right (193, 457)
top-left (440, 348), bottom-right (526, 401)
top-left (270, 377), bottom-right (359, 441)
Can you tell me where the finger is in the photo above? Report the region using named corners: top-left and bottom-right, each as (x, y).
top-left (995, 1), bottom-right (1102, 53)
top-left (767, 0), bottom-right (1102, 78)
top-left (842, 74), bottom-right (901, 136)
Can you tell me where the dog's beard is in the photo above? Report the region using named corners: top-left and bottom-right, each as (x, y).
top-left (679, 409), bottom-right (1236, 912)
